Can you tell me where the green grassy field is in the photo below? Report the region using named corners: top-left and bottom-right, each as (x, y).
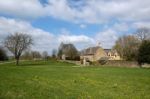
top-left (0, 60), bottom-right (150, 99)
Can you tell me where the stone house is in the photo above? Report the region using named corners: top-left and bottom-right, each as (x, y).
top-left (80, 46), bottom-right (107, 62)
top-left (104, 49), bottom-right (121, 60)
top-left (80, 46), bottom-right (121, 62)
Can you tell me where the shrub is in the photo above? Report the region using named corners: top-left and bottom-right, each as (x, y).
top-left (0, 47), bottom-right (8, 61)
top-left (98, 57), bottom-right (109, 65)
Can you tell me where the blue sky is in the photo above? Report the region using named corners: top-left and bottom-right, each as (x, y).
top-left (31, 16), bottom-right (102, 36)
top-left (0, 0), bottom-right (150, 54)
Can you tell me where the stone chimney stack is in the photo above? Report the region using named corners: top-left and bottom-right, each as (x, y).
top-left (97, 42), bottom-right (101, 47)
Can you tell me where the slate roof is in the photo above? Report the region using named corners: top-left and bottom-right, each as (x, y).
top-left (104, 49), bottom-right (117, 56)
top-left (80, 46), bottom-right (101, 55)
top-left (104, 49), bottom-right (111, 54)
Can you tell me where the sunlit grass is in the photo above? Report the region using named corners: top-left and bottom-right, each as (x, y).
top-left (0, 60), bottom-right (149, 99)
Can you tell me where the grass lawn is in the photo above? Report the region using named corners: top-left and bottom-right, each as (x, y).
top-left (0, 60), bottom-right (150, 99)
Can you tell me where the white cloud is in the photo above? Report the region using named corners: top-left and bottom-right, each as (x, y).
top-left (0, 16), bottom-right (129, 52)
top-left (95, 29), bottom-right (118, 48)
top-left (0, 17), bottom-right (55, 54)
top-left (58, 34), bottom-right (95, 50)
top-left (0, 0), bottom-right (150, 23)
top-left (112, 22), bottom-right (129, 32)
top-left (0, 0), bottom-right (48, 18)
top-left (80, 24), bottom-right (87, 29)
top-left (58, 34), bottom-right (94, 44)
top-left (0, 16), bottom-right (130, 52)
top-left (44, 0), bottom-right (150, 23)
top-left (1, 0), bottom-right (150, 51)
top-left (0, 17), bottom-right (96, 53)
top-left (132, 22), bottom-right (150, 29)
top-left (60, 28), bottom-right (70, 35)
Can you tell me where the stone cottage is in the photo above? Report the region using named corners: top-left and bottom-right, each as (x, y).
top-left (80, 46), bottom-right (121, 62)
top-left (80, 46), bottom-right (107, 62)
top-left (104, 49), bottom-right (121, 60)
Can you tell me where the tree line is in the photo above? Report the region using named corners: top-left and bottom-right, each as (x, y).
top-left (0, 27), bottom-right (150, 66)
top-left (0, 33), bottom-right (50, 65)
top-left (21, 50), bottom-right (49, 60)
top-left (113, 27), bottom-right (150, 66)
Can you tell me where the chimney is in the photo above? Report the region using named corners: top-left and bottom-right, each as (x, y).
top-left (97, 42), bottom-right (101, 47)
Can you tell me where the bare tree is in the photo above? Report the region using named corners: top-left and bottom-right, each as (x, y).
top-left (57, 42), bottom-right (64, 59)
top-left (42, 51), bottom-right (48, 60)
top-left (52, 49), bottom-right (57, 58)
top-left (31, 51), bottom-right (42, 60)
top-left (4, 33), bottom-right (32, 65)
top-left (21, 51), bottom-right (32, 60)
top-left (113, 35), bottom-right (140, 61)
top-left (57, 43), bottom-right (78, 60)
top-left (135, 27), bottom-right (150, 41)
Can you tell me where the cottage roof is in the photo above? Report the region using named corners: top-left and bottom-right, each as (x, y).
top-left (104, 49), bottom-right (117, 56)
top-left (80, 46), bottom-right (101, 55)
top-left (104, 49), bottom-right (111, 54)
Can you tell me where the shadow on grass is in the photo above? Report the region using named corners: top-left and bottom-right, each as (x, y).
top-left (18, 61), bottom-right (49, 66)
top-left (0, 60), bottom-right (77, 67)
top-left (19, 63), bottom-right (47, 66)
top-left (0, 60), bottom-right (49, 67)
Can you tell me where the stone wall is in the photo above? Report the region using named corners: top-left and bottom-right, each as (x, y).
top-left (102, 60), bottom-right (139, 68)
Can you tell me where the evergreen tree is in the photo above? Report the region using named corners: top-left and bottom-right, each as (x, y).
top-left (0, 47), bottom-right (8, 61)
top-left (137, 40), bottom-right (150, 66)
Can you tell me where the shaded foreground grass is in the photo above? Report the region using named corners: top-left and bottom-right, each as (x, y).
top-left (0, 60), bottom-right (150, 99)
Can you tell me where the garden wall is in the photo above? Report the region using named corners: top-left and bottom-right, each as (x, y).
top-left (103, 60), bottom-right (139, 68)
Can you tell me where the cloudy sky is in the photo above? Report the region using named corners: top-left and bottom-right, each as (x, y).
top-left (0, 0), bottom-right (150, 54)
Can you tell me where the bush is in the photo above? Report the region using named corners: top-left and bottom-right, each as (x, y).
top-left (98, 57), bottom-right (109, 65)
top-left (0, 47), bottom-right (8, 61)
top-left (65, 56), bottom-right (80, 61)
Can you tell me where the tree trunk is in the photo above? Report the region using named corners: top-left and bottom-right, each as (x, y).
top-left (16, 58), bottom-right (19, 66)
